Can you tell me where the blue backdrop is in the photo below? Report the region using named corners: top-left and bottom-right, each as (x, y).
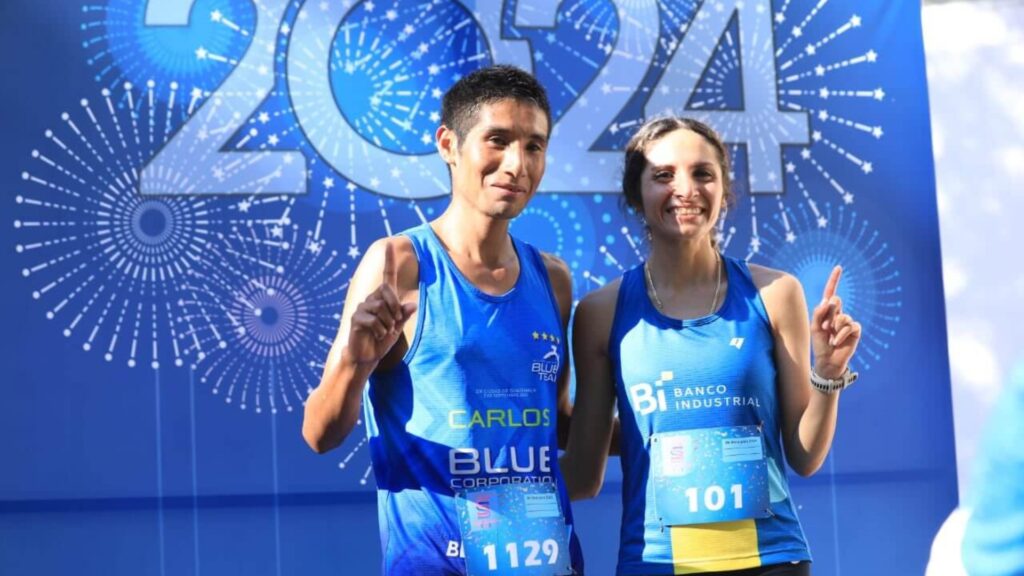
top-left (0, 1), bottom-right (957, 574)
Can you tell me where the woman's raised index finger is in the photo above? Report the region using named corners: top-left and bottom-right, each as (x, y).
top-left (822, 265), bottom-right (842, 302)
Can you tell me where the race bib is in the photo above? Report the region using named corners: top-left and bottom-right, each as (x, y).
top-left (455, 482), bottom-right (573, 576)
top-left (651, 425), bottom-right (771, 526)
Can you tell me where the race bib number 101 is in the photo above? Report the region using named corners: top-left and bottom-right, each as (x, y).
top-left (651, 425), bottom-right (771, 526)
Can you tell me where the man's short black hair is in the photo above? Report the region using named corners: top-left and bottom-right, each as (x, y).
top-left (440, 65), bottom-right (551, 143)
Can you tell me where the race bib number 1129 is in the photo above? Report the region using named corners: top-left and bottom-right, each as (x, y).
top-left (455, 483), bottom-right (573, 575)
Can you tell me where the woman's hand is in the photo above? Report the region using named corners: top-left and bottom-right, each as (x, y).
top-left (810, 266), bottom-right (862, 378)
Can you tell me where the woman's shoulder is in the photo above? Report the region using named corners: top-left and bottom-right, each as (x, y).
top-left (578, 276), bottom-right (624, 311)
top-left (746, 262), bottom-right (801, 295)
top-left (746, 263), bottom-right (806, 327)
top-left (574, 277), bottom-right (623, 338)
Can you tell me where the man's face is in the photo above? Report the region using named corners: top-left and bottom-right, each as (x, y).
top-left (436, 99), bottom-right (549, 220)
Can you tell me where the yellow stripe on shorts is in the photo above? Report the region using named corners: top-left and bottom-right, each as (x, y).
top-left (670, 519), bottom-right (761, 574)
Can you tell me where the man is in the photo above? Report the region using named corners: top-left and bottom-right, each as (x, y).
top-left (302, 65), bottom-right (584, 575)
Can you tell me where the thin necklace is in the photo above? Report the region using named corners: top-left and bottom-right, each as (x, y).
top-left (644, 252), bottom-right (722, 316)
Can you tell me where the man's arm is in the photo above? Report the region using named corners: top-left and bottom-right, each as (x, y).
top-left (302, 237), bottom-right (417, 454)
top-left (560, 282), bottom-right (619, 500)
top-left (542, 252), bottom-right (621, 454)
top-left (541, 252), bottom-right (575, 450)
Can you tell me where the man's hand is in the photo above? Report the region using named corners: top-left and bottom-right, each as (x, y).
top-left (347, 239), bottom-right (417, 367)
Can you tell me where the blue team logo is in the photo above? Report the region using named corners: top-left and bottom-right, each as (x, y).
top-left (529, 331), bottom-right (561, 383)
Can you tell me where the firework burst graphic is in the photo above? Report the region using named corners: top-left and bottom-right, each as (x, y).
top-left (81, 0), bottom-right (255, 100)
top-left (176, 222), bottom-right (348, 414)
top-left (12, 82), bottom-right (276, 369)
top-left (286, 0), bottom-right (494, 200)
top-left (754, 201), bottom-right (901, 371)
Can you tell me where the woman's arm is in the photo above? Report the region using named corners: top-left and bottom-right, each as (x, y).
top-left (753, 265), bottom-right (861, 476)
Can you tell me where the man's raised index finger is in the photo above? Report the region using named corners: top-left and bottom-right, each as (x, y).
top-left (383, 238), bottom-right (397, 290)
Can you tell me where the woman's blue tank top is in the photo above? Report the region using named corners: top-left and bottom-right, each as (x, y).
top-left (610, 256), bottom-right (810, 574)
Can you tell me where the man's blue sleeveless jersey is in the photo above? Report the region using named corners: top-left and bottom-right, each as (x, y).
top-left (610, 257), bottom-right (810, 574)
top-left (363, 224), bottom-right (583, 575)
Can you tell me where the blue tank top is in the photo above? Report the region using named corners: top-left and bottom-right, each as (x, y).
top-left (610, 257), bottom-right (810, 574)
top-left (363, 223), bottom-right (584, 575)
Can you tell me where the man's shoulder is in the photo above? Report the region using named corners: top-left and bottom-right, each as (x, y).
top-left (536, 250), bottom-right (573, 313)
top-left (359, 234), bottom-right (419, 292)
top-left (538, 250), bottom-right (570, 281)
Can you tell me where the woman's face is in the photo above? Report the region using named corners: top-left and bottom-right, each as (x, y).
top-left (638, 128), bottom-right (725, 244)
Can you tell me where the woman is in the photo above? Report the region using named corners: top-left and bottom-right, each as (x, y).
top-left (562, 117), bottom-right (861, 575)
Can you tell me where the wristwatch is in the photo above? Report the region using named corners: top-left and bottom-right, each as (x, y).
top-left (810, 367), bottom-right (858, 394)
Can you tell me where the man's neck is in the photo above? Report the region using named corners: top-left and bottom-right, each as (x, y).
top-left (432, 205), bottom-right (515, 269)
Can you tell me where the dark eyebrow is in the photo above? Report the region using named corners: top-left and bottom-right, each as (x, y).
top-left (483, 126), bottom-right (548, 145)
top-left (650, 162), bottom-right (715, 171)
